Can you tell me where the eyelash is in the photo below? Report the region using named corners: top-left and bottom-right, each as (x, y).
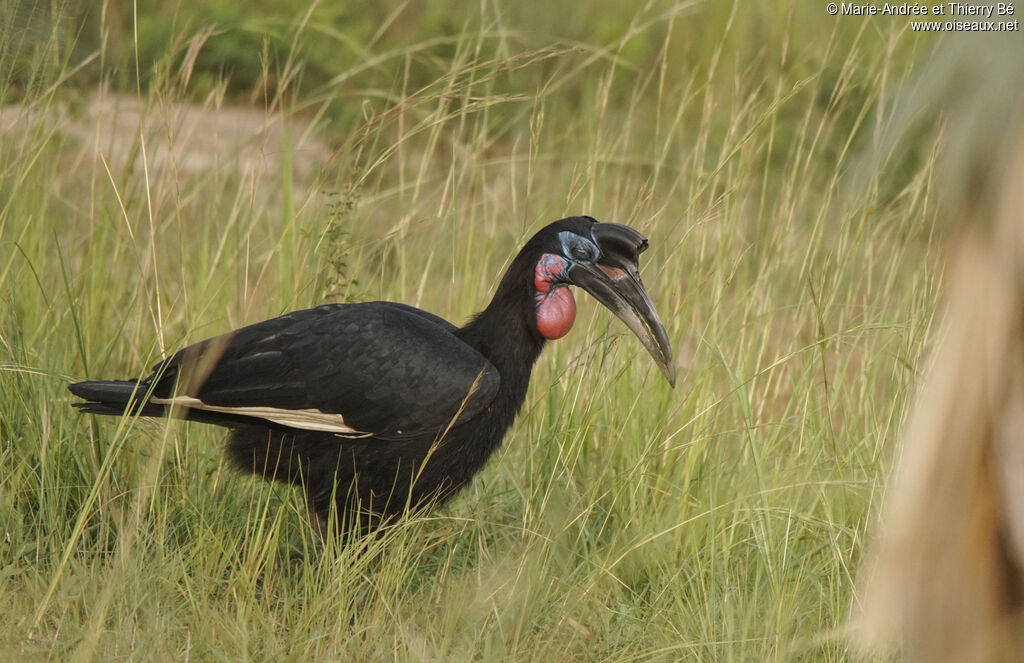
top-left (571, 245), bottom-right (593, 261)
top-left (558, 231), bottom-right (599, 263)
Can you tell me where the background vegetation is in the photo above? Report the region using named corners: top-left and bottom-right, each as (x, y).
top-left (1, 1), bottom-right (947, 660)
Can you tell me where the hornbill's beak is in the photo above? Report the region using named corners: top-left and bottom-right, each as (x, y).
top-left (568, 224), bottom-right (676, 387)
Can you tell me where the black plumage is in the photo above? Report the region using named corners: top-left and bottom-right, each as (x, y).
top-left (69, 216), bottom-right (674, 535)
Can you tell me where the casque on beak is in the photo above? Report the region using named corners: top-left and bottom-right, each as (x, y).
top-left (568, 223), bottom-right (676, 387)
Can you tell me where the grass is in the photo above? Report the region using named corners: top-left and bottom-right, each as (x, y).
top-left (1, 1), bottom-right (945, 660)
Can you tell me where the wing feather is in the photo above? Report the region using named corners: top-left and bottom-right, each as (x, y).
top-left (146, 302), bottom-right (499, 437)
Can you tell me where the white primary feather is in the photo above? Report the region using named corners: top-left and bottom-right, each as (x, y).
top-left (151, 395), bottom-right (361, 434)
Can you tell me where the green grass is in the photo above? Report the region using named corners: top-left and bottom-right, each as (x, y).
top-left (1, 2), bottom-right (943, 660)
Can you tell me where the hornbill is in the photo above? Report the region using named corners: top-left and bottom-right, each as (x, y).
top-left (69, 216), bottom-right (675, 535)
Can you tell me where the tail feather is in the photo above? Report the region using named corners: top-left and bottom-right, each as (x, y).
top-left (68, 379), bottom-right (263, 428)
top-left (68, 379), bottom-right (142, 402)
top-left (68, 380), bottom-right (164, 417)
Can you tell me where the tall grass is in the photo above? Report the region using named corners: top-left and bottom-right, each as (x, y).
top-left (1, 2), bottom-right (941, 660)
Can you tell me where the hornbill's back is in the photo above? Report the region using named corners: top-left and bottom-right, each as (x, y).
top-left (69, 216), bottom-right (674, 536)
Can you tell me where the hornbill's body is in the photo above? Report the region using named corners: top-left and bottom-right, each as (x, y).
top-left (69, 217), bottom-right (674, 535)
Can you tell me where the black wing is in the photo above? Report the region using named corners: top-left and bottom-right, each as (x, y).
top-left (145, 302), bottom-right (499, 438)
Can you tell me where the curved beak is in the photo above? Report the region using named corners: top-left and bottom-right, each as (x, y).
top-left (568, 262), bottom-right (676, 387)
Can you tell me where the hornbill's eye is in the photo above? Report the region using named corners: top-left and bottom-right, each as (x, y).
top-left (570, 244), bottom-right (594, 262)
top-left (558, 230), bottom-right (600, 264)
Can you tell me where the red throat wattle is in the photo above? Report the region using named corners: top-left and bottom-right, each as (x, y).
top-left (534, 254), bottom-right (576, 339)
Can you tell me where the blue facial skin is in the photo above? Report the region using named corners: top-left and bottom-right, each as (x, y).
top-left (557, 230), bottom-right (601, 266)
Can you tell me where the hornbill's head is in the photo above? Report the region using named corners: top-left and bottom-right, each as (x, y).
top-left (528, 216), bottom-right (675, 387)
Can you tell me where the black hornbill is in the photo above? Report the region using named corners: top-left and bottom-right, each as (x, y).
top-left (69, 216), bottom-right (675, 535)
